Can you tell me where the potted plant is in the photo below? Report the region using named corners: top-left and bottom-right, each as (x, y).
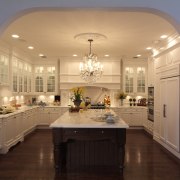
top-left (70, 87), bottom-right (84, 108)
top-left (117, 91), bottom-right (127, 106)
top-left (129, 98), bottom-right (133, 106)
top-left (133, 98), bottom-right (136, 106)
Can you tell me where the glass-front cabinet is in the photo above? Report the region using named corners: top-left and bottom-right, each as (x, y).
top-left (34, 65), bottom-right (56, 94)
top-left (125, 67), bottom-right (134, 93)
top-left (35, 66), bottom-right (44, 93)
top-left (123, 61), bottom-right (147, 95)
top-left (137, 67), bottom-right (145, 93)
top-left (12, 58), bottom-right (18, 92)
top-left (0, 53), bottom-right (9, 86)
top-left (12, 57), bottom-right (32, 94)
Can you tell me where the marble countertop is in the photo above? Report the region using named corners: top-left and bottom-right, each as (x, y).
top-left (50, 109), bottom-right (129, 129)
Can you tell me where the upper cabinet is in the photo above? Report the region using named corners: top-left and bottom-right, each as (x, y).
top-left (123, 60), bottom-right (147, 96)
top-left (0, 53), bottom-right (9, 86)
top-left (34, 65), bottom-right (57, 94)
top-left (147, 57), bottom-right (155, 87)
top-left (12, 57), bottom-right (32, 94)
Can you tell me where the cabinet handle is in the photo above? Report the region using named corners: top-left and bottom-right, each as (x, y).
top-left (74, 130), bottom-right (78, 134)
top-left (163, 104), bottom-right (166, 118)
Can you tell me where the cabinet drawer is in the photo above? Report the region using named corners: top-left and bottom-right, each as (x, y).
top-left (62, 128), bottom-right (116, 141)
top-left (63, 128), bottom-right (89, 137)
top-left (89, 128), bottom-right (115, 137)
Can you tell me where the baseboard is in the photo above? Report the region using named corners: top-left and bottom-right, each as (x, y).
top-left (153, 136), bottom-right (180, 160)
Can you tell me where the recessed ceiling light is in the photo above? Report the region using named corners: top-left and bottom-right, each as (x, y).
top-left (146, 47), bottom-right (152, 50)
top-left (73, 54), bottom-right (77, 57)
top-left (160, 35), bottom-right (167, 39)
top-left (11, 34), bottom-right (19, 39)
top-left (39, 54), bottom-right (44, 57)
top-left (28, 46), bottom-right (34, 50)
top-left (136, 54), bottom-right (141, 57)
top-left (104, 54), bottom-right (109, 57)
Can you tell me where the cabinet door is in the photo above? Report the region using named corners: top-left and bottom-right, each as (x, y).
top-left (4, 116), bottom-right (15, 145)
top-left (159, 79), bottom-right (167, 142)
top-left (35, 66), bottom-right (45, 93)
top-left (119, 112), bottom-right (130, 125)
top-left (129, 112), bottom-right (142, 126)
top-left (166, 77), bottom-right (179, 151)
top-left (0, 54), bottom-right (9, 85)
top-left (46, 66), bottom-right (56, 93)
top-left (160, 77), bottom-right (179, 152)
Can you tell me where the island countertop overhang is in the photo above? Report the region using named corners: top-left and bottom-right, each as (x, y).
top-left (50, 109), bottom-right (129, 128)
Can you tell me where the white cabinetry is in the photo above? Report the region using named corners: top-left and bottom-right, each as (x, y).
top-left (147, 57), bottom-right (155, 87)
top-left (34, 66), bottom-right (57, 94)
top-left (12, 57), bottom-right (32, 94)
top-left (22, 108), bottom-right (36, 135)
top-left (123, 60), bottom-right (147, 95)
top-left (159, 76), bottom-right (179, 152)
top-left (2, 113), bottom-right (24, 153)
top-left (38, 107), bottom-right (61, 125)
top-left (113, 107), bottom-right (147, 127)
top-left (0, 53), bottom-right (9, 86)
top-left (154, 63), bottom-right (180, 155)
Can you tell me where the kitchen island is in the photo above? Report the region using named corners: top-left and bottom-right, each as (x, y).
top-left (50, 109), bottom-right (129, 173)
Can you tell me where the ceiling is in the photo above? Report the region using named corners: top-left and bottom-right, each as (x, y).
top-left (1, 9), bottom-right (177, 61)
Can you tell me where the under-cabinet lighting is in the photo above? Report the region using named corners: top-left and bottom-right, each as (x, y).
top-left (104, 54), bottom-right (109, 57)
top-left (136, 54), bottom-right (141, 57)
top-left (73, 54), bottom-right (77, 57)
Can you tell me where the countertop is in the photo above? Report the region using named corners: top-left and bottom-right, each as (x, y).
top-left (50, 109), bottom-right (129, 129)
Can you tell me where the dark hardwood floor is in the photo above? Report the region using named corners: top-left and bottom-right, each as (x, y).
top-left (0, 129), bottom-right (180, 180)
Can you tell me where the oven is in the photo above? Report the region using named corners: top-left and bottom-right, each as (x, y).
top-left (148, 87), bottom-right (154, 121)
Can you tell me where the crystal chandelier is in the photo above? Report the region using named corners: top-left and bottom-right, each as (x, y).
top-left (79, 39), bottom-right (103, 83)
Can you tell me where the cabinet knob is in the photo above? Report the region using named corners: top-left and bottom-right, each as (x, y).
top-left (74, 130), bottom-right (78, 134)
top-left (101, 130), bottom-right (104, 134)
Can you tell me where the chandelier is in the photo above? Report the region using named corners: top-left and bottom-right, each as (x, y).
top-left (79, 39), bottom-right (103, 83)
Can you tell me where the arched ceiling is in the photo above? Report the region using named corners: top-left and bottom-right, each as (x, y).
top-left (1, 10), bottom-right (178, 60)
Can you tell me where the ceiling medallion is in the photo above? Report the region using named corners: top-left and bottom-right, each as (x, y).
top-left (74, 33), bottom-right (107, 44)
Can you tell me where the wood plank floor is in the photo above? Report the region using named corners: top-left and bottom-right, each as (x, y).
top-left (0, 129), bottom-right (180, 180)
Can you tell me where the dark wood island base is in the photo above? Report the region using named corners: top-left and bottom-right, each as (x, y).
top-left (52, 128), bottom-right (126, 174)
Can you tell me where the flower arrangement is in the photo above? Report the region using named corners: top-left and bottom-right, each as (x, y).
top-left (70, 87), bottom-right (84, 102)
top-left (116, 91), bottom-right (127, 100)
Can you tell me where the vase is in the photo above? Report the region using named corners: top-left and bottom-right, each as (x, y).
top-left (73, 99), bottom-right (82, 107)
top-left (120, 99), bottom-right (124, 106)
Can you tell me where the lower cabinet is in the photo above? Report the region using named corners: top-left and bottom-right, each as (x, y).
top-left (112, 106), bottom-right (149, 128)
top-left (1, 113), bottom-right (24, 153)
top-left (22, 108), bottom-right (36, 135)
top-left (117, 107), bottom-right (147, 127)
top-left (38, 107), bottom-right (68, 125)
